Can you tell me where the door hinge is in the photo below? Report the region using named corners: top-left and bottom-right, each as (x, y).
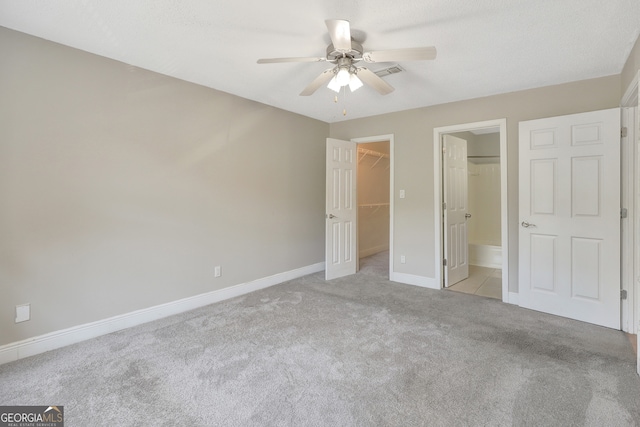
top-left (620, 208), bottom-right (628, 219)
top-left (442, 146), bottom-right (446, 153)
top-left (443, 259), bottom-right (447, 266)
top-left (621, 127), bottom-right (628, 138)
top-left (443, 202), bottom-right (447, 210)
top-left (621, 290), bottom-right (628, 300)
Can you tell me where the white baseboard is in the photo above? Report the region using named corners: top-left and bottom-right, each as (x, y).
top-left (390, 272), bottom-right (439, 290)
top-left (0, 262), bottom-right (325, 366)
top-left (508, 292), bottom-right (519, 305)
top-left (359, 244), bottom-right (390, 259)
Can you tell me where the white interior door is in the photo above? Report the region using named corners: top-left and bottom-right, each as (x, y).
top-left (518, 108), bottom-right (621, 329)
top-left (443, 134), bottom-right (469, 287)
top-left (325, 138), bottom-right (357, 280)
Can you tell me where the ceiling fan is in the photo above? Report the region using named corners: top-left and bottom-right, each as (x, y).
top-left (257, 19), bottom-right (437, 96)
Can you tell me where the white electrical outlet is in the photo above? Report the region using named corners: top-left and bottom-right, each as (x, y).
top-left (400, 255), bottom-right (406, 264)
top-left (399, 189), bottom-right (405, 199)
top-left (15, 304), bottom-right (30, 323)
top-left (214, 266), bottom-right (222, 278)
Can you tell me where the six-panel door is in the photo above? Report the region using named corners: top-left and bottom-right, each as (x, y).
top-left (518, 108), bottom-right (621, 329)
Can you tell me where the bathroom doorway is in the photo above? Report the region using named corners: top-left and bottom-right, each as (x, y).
top-left (433, 119), bottom-right (510, 303)
top-left (447, 129), bottom-right (502, 299)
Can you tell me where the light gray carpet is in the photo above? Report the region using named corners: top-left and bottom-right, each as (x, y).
top-left (1, 252), bottom-right (639, 426)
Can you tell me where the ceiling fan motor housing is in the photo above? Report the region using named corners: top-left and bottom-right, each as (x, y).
top-left (326, 40), bottom-right (363, 62)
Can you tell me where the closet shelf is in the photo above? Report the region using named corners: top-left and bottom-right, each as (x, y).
top-left (359, 203), bottom-right (390, 208)
top-left (358, 147), bottom-right (390, 169)
top-left (468, 155), bottom-right (500, 165)
top-left (359, 202), bottom-right (389, 215)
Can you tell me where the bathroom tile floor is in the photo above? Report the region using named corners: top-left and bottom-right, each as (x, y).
top-left (447, 265), bottom-right (502, 300)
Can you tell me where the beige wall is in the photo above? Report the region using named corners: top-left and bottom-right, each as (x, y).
top-left (450, 131), bottom-right (500, 157)
top-left (473, 133), bottom-right (501, 157)
top-left (1, 24), bottom-right (634, 347)
top-left (621, 32), bottom-right (640, 95)
top-left (0, 27), bottom-right (328, 346)
top-left (330, 75), bottom-right (620, 291)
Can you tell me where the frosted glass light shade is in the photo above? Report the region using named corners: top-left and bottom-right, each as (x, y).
top-left (349, 74), bottom-right (363, 92)
top-left (335, 68), bottom-right (351, 86)
top-left (327, 76), bottom-right (341, 93)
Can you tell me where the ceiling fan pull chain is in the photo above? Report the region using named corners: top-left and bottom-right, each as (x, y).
top-left (342, 85), bottom-right (347, 116)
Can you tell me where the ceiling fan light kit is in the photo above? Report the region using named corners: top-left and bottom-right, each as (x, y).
top-left (326, 57), bottom-right (363, 93)
top-left (257, 19), bottom-right (437, 98)
top-left (348, 73), bottom-right (363, 91)
top-left (335, 67), bottom-right (351, 86)
top-left (327, 75), bottom-right (342, 93)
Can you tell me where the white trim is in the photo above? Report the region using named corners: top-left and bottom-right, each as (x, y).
top-left (621, 106), bottom-right (637, 334)
top-left (508, 292), bottom-right (519, 306)
top-left (433, 119), bottom-right (509, 301)
top-left (620, 70), bottom-right (639, 341)
top-left (0, 262), bottom-right (325, 366)
top-left (390, 272), bottom-right (439, 289)
top-left (351, 134), bottom-right (395, 279)
top-left (621, 71), bottom-right (639, 108)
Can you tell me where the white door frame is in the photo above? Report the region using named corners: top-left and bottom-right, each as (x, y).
top-left (621, 70), bottom-right (639, 342)
top-left (433, 119), bottom-right (510, 303)
top-left (621, 106), bottom-right (637, 334)
top-left (351, 134), bottom-right (395, 278)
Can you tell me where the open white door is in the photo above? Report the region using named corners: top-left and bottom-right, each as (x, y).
top-left (325, 138), bottom-right (357, 280)
top-left (443, 134), bottom-right (469, 287)
top-left (519, 108), bottom-right (621, 329)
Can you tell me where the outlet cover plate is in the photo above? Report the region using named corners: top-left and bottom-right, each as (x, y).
top-left (15, 304), bottom-right (30, 323)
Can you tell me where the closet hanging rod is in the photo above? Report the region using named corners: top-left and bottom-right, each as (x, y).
top-left (358, 203), bottom-right (390, 208)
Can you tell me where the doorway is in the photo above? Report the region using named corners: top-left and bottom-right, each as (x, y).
top-left (324, 135), bottom-right (394, 281)
top-left (356, 140), bottom-right (391, 277)
top-left (446, 129), bottom-right (502, 300)
top-left (352, 135), bottom-right (394, 279)
top-left (433, 119), bottom-right (510, 303)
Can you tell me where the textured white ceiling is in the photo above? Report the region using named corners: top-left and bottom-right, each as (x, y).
top-left (1, 0), bottom-right (638, 123)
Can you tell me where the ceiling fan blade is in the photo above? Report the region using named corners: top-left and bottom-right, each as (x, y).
top-left (300, 69), bottom-right (335, 96)
top-left (363, 46), bottom-right (437, 63)
top-left (355, 68), bottom-right (394, 95)
top-left (325, 19), bottom-right (352, 53)
top-left (257, 57), bottom-right (326, 64)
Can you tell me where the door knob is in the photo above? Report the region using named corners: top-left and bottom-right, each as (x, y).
top-left (521, 221), bottom-right (536, 228)
top-left (327, 214), bottom-right (337, 219)
top-left (465, 213), bottom-right (472, 219)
